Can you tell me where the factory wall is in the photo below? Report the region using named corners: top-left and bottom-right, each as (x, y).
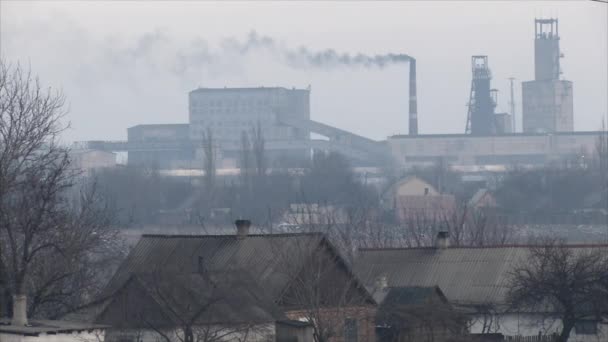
top-left (188, 87), bottom-right (310, 144)
top-left (128, 124), bottom-right (190, 142)
top-left (388, 132), bottom-right (600, 168)
top-left (522, 80), bottom-right (573, 133)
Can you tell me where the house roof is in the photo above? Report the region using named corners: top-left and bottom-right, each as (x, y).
top-left (468, 188), bottom-right (496, 208)
top-left (97, 271), bottom-right (283, 328)
top-left (97, 232), bottom-right (373, 323)
top-left (102, 233), bottom-right (327, 300)
top-left (355, 245), bottom-right (608, 307)
top-left (375, 286), bottom-right (447, 307)
top-left (382, 176), bottom-right (438, 199)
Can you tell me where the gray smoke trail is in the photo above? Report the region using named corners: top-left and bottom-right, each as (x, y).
top-left (171, 30), bottom-right (412, 76)
top-left (228, 31), bottom-right (412, 68)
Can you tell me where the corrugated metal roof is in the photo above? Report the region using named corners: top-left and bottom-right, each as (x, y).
top-left (355, 245), bottom-right (608, 306)
top-left (102, 233), bottom-right (326, 301)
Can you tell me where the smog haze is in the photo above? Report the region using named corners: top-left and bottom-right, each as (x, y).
top-left (1, 1), bottom-right (606, 142)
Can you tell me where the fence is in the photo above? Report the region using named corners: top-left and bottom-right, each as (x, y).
top-left (505, 333), bottom-right (559, 342)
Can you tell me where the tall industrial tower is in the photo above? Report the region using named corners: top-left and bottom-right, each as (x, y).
top-left (466, 56), bottom-right (497, 135)
top-left (522, 19), bottom-right (573, 133)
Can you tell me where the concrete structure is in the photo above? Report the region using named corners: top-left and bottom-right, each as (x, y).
top-left (126, 124), bottom-right (193, 168)
top-left (83, 86), bottom-right (388, 168)
top-left (494, 112), bottom-right (513, 134)
top-left (465, 56), bottom-right (512, 136)
top-left (466, 56), bottom-right (497, 135)
top-left (523, 19), bottom-right (574, 133)
top-left (388, 131), bottom-right (602, 169)
top-left (189, 87), bottom-right (310, 143)
top-left (70, 149), bottom-right (116, 172)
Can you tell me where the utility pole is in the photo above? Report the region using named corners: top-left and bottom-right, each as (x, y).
top-left (508, 77), bottom-right (516, 132)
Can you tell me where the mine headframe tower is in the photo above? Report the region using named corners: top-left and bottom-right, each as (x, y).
top-left (465, 55), bottom-right (497, 135)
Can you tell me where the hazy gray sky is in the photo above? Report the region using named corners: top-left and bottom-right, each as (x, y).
top-left (1, 1), bottom-right (607, 142)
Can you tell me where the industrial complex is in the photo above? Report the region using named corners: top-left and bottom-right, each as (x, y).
top-left (81, 19), bottom-right (604, 171)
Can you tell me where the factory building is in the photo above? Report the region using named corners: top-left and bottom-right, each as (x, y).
top-left (522, 19), bottom-right (574, 133)
top-left (126, 124), bottom-right (193, 168)
top-left (81, 17), bottom-right (596, 173)
top-left (388, 131), bottom-right (600, 169)
top-left (188, 87), bottom-right (310, 143)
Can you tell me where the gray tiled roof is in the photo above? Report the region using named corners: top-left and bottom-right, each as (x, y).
top-left (96, 272), bottom-right (284, 328)
top-left (355, 245), bottom-right (608, 307)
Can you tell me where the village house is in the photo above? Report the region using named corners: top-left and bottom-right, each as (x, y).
top-left (381, 176), bottom-right (456, 222)
top-left (374, 285), bottom-right (466, 342)
top-left (85, 220), bottom-right (376, 342)
top-left (355, 233), bottom-right (608, 342)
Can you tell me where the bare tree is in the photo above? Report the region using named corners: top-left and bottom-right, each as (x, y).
top-left (506, 239), bottom-right (608, 342)
top-left (201, 126), bottom-right (217, 194)
top-left (0, 60), bottom-right (120, 320)
top-left (250, 121), bottom-right (266, 181)
top-left (270, 234), bottom-right (376, 342)
top-left (239, 130), bottom-right (252, 192)
top-left (392, 199), bottom-right (514, 248)
top-left (98, 256), bottom-right (275, 342)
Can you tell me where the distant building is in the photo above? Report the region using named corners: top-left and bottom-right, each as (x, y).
top-left (388, 131), bottom-right (600, 169)
top-left (381, 176), bottom-right (456, 222)
top-left (189, 87), bottom-right (310, 144)
top-left (522, 19), bottom-right (574, 133)
top-left (127, 124), bottom-right (193, 168)
top-left (70, 149), bottom-right (116, 172)
top-left (189, 87), bottom-right (311, 167)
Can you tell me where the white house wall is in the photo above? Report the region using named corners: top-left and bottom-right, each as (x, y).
top-left (0, 330), bottom-right (104, 342)
top-left (104, 323), bottom-right (276, 342)
top-left (470, 313), bottom-right (607, 342)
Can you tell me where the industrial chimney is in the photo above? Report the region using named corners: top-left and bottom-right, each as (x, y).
top-left (409, 58), bottom-right (418, 135)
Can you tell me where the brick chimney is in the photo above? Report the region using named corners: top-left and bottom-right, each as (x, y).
top-left (235, 219), bottom-right (251, 239)
top-left (12, 294), bottom-right (28, 326)
top-left (436, 231), bottom-right (449, 249)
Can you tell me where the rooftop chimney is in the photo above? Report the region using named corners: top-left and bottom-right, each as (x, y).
top-left (235, 219), bottom-right (251, 239)
top-left (12, 294), bottom-right (28, 326)
top-left (409, 58), bottom-right (418, 135)
top-left (375, 275), bottom-right (388, 291)
top-left (436, 231), bottom-right (449, 249)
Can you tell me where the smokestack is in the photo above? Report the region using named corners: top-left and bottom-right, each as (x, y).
top-left (409, 58), bottom-right (418, 135)
top-left (12, 294), bottom-right (28, 326)
top-left (235, 219), bottom-right (251, 239)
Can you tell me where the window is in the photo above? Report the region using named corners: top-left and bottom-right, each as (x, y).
top-left (575, 320), bottom-right (597, 335)
top-left (344, 318), bottom-right (358, 342)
